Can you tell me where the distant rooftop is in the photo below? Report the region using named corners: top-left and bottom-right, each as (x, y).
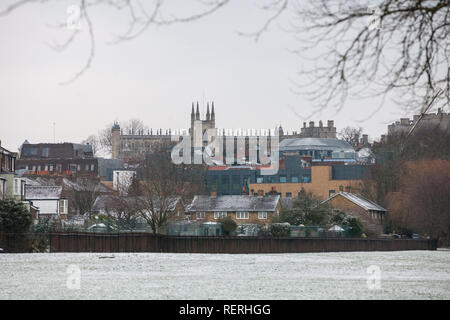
top-left (325, 192), bottom-right (387, 212)
top-left (188, 195), bottom-right (280, 212)
top-left (280, 138), bottom-right (354, 152)
top-left (24, 186), bottom-right (62, 200)
top-left (19, 142), bottom-right (93, 159)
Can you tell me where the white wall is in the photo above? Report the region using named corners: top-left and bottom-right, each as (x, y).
top-left (32, 200), bottom-right (58, 215)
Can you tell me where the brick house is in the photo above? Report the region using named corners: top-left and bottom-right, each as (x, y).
top-left (187, 195), bottom-right (281, 225)
top-left (17, 142), bottom-right (98, 177)
top-left (323, 192), bottom-right (387, 235)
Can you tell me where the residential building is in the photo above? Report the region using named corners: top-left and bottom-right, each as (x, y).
top-left (0, 141), bottom-right (17, 200)
top-left (187, 195), bottom-right (281, 225)
top-left (322, 192), bottom-right (387, 235)
top-left (16, 142), bottom-right (98, 177)
top-left (24, 186), bottom-right (68, 219)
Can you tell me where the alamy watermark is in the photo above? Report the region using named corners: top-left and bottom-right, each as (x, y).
top-left (367, 6), bottom-right (382, 31)
top-left (66, 264), bottom-right (81, 290)
top-left (170, 124), bottom-right (279, 175)
top-left (366, 265), bottom-right (381, 290)
top-left (66, 5), bottom-right (81, 30)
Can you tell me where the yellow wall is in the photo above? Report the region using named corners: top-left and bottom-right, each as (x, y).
top-left (249, 166), bottom-right (363, 200)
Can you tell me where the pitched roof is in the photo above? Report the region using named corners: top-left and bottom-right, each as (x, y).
top-left (24, 186), bottom-right (62, 200)
top-left (325, 192), bottom-right (387, 212)
top-left (188, 195), bottom-right (280, 212)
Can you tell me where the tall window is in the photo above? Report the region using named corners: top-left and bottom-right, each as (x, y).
top-left (291, 176), bottom-right (299, 183)
top-left (59, 199), bottom-right (68, 214)
top-left (0, 179), bottom-right (5, 200)
top-left (280, 176), bottom-right (287, 183)
top-left (236, 211), bottom-right (249, 219)
top-left (14, 178), bottom-right (20, 195)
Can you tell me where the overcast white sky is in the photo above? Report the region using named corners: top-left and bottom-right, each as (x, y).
top-left (0, 1), bottom-right (420, 153)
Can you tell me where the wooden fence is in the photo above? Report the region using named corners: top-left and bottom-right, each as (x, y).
top-left (47, 233), bottom-right (437, 253)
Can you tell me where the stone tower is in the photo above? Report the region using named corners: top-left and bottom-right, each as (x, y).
top-left (111, 122), bottom-right (121, 159)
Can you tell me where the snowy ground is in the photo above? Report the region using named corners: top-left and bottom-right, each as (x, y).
top-left (1, 250), bottom-right (449, 299)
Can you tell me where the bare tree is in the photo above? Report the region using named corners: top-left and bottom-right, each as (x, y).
top-left (2, 0), bottom-right (447, 114)
top-left (338, 126), bottom-right (363, 147)
top-left (387, 159), bottom-right (450, 245)
top-left (65, 177), bottom-right (102, 217)
top-left (0, 0), bottom-right (230, 84)
top-left (82, 134), bottom-right (99, 156)
top-left (98, 125), bottom-right (113, 155)
top-left (284, 0), bottom-right (450, 116)
top-left (122, 118), bottom-right (147, 135)
top-left (134, 152), bottom-right (184, 234)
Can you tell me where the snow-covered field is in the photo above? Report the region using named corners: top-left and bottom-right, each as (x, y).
top-left (1, 250), bottom-right (449, 299)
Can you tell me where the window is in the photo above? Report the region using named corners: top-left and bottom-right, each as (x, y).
top-left (291, 176), bottom-right (299, 183)
top-left (256, 177), bottom-right (263, 183)
top-left (214, 212), bottom-right (227, 219)
top-left (329, 190), bottom-right (335, 197)
top-left (14, 178), bottom-right (20, 195)
top-left (42, 148), bottom-right (49, 157)
top-left (0, 179), bottom-right (5, 200)
top-left (59, 199), bottom-right (68, 214)
top-left (286, 192), bottom-right (292, 198)
top-left (197, 212), bottom-right (205, 219)
top-left (44, 165), bottom-right (48, 171)
top-left (258, 211), bottom-right (267, 219)
top-left (91, 164), bottom-right (95, 171)
top-left (280, 176), bottom-right (287, 183)
top-left (49, 165), bottom-right (53, 172)
top-left (302, 175), bottom-right (311, 183)
top-left (86, 164), bottom-right (89, 171)
top-left (236, 211), bottom-right (249, 219)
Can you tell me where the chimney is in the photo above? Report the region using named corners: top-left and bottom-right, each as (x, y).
top-left (303, 122), bottom-right (306, 128)
top-left (309, 121), bottom-right (314, 128)
top-left (327, 120), bottom-right (334, 128)
top-left (319, 120), bottom-right (323, 128)
top-left (362, 134), bottom-right (369, 145)
top-left (210, 190), bottom-right (217, 197)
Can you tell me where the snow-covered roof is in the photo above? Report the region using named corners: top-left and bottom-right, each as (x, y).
top-left (24, 186), bottom-right (62, 200)
top-left (325, 192), bottom-right (387, 212)
top-left (280, 138), bottom-right (354, 152)
top-left (188, 195), bottom-right (280, 212)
